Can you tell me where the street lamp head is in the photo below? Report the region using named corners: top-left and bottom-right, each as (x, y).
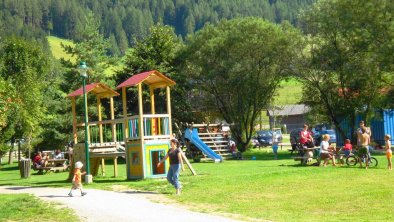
top-left (78, 61), bottom-right (88, 78)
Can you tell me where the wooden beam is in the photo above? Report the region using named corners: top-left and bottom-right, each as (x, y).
top-left (110, 97), bottom-right (116, 142)
top-left (150, 86), bottom-right (156, 135)
top-left (122, 87), bottom-right (129, 140)
top-left (181, 152), bottom-right (197, 175)
top-left (150, 86), bottom-right (155, 114)
top-left (101, 158), bottom-right (105, 176)
top-left (138, 83), bottom-right (144, 141)
top-left (166, 86), bottom-right (173, 136)
top-left (71, 97), bottom-right (78, 144)
top-left (97, 97), bottom-right (103, 144)
top-left (114, 157), bottom-right (118, 177)
top-left (138, 83), bottom-right (145, 178)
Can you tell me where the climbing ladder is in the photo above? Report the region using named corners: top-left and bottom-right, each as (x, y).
top-left (183, 123), bottom-right (232, 159)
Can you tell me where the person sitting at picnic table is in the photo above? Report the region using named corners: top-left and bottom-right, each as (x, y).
top-left (320, 134), bottom-right (336, 167)
top-left (54, 149), bottom-right (63, 159)
top-left (54, 149), bottom-right (67, 167)
top-left (33, 151), bottom-right (48, 169)
top-left (300, 124), bottom-right (314, 148)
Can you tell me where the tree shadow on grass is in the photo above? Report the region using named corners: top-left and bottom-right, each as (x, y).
top-left (0, 165), bottom-right (19, 171)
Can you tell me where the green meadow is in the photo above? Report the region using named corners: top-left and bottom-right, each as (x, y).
top-left (1, 149), bottom-right (393, 222)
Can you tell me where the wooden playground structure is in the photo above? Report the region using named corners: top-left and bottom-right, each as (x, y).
top-left (67, 70), bottom-right (190, 180)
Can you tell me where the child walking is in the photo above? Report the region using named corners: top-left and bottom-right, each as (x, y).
top-left (385, 135), bottom-right (392, 170)
top-left (68, 161), bottom-right (87, 197)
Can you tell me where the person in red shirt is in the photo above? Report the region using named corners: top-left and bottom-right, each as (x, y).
top-left (343, 139), bottom-right (353, 157)
top-left (33, 152), bottom-right (48, 168)
top-left (300, 124), bottom-right (314, 148)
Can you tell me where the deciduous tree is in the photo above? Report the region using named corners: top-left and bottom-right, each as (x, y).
top-left (298, 0), bottom-right (394, 142)
top-left (0, 37), bottom-right (50, 149)
top-left (181, 18), bottom-right (303, 152)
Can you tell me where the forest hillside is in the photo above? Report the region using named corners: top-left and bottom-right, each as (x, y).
top-left (0, 0), bottom-right (316, 56)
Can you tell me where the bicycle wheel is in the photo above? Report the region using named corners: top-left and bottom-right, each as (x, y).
top-left (346, 156), bottom-right (358, 166)
top-left (368, 157), bottom-right (378, 167)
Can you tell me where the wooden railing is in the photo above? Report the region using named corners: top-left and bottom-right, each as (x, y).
top-left (76, 114), bottom-right (171, 143)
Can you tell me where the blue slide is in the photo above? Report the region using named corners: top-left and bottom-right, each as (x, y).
top-left (184, 128), bottom-right (223, 162)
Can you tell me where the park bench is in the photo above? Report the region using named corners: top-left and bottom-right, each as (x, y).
top-left (292, 156), bottom-right (320, 165)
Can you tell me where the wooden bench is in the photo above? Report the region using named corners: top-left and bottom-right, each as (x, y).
top-left (278, 143), bottom-right (291, 150)
top-left (32, 158), bottom-right (68, 174)
top-left (293, 156), bottom-right (320, 165)
top-left (32, 165), bottom-right (68, 174)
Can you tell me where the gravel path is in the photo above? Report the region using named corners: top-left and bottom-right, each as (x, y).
top-left (0, 186), bottom-right (242, 222)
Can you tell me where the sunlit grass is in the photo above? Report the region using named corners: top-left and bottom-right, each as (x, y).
top-left (274, 78), bottom-right (303, 105)
top-left (47, 36), bottom-right (75, 62)
top-left (1, 149), bottom-right (393, 222)
top-left (0, 193), bottom-right (80, 222)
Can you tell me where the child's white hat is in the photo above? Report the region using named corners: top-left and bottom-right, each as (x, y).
top-left (75, 161), bottom-right (83, 169)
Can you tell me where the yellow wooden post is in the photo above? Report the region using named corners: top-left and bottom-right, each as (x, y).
top-left (166, 86), bottom-right (173, 136)
top-left (97, 97), bottom-right (103, 144)
top-left (110, 97), bottom-right (116, 142)
top-left (71, 97), bottom-right (78, 144)
top-left (101, 158), bottom-right (105, 176)
top-left (138, 83), bottom-right (144, 140)
top-left (114, 157), bottom-right (118, 177)
top-left (150, 86), bottom-right (156, 135)
top-left (138, 83), bottom-right (145, 178)
top-left (122, 87), bottom-right (129, 140)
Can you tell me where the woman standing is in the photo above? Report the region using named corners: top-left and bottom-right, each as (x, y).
top-left (157, 138), bottom-right (185, 195)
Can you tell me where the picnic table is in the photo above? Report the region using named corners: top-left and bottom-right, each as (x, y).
top-left (33, 158), bottom-right (68, 174)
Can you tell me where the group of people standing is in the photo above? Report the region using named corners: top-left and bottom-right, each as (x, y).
top-left (355, 120), bottom-right (392, 169)
top-left (299, 121), bottom-right (392, 169)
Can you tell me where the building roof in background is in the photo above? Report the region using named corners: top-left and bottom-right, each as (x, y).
top-left (267, 104), bottom-right (310, 116)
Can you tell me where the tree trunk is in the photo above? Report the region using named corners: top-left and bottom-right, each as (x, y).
top-left (350, 112), bottom-right (357, 144)
top-left (8, 138), bottom-right (15, 164)
top-left (8, 147), bottom-right (13, 164)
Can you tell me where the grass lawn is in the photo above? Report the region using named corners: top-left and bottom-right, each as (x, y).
top-left (1, 150), bottom-right (393, 222)
top-left (0, 193), bottom-right (79, 222)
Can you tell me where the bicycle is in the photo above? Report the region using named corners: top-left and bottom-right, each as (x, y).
top-left (345, 152), bottom-right (378, 167)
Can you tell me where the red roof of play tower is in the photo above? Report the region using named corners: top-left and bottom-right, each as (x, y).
top-left (67, 83), bottom-right (119, 98)
top-left (116, 70), bottom-right (176, 89)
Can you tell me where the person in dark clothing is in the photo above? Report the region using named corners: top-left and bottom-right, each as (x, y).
top-left (157, 138), bottom-right (185, 195)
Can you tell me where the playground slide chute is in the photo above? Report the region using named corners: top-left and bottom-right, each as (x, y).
top-left (184, 128), bottom-right (223, 162)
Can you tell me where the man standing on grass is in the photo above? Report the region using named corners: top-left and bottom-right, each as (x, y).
top-left (357, 121), bottom-right (371, 147)
top-left (359, 127), bottom-right (371, 169)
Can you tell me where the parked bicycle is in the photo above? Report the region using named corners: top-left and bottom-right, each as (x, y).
top-left (345, 152), bottom-right (378, 167)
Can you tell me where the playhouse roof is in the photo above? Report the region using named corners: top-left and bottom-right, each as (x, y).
top-left (116, 70), bottom-right (176, 89)
top-left (67, 83), bottom-right (120, 98)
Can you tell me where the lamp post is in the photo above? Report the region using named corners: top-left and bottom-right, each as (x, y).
top-left (78, 61), bottom-right (92, 184)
